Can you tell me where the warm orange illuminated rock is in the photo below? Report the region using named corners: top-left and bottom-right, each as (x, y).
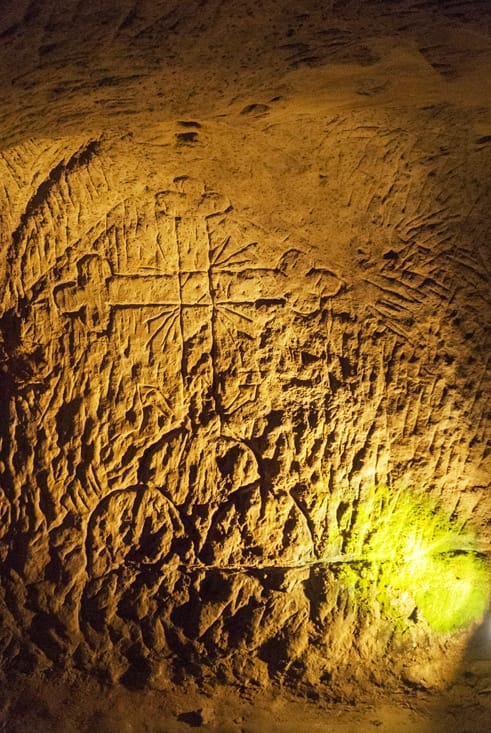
top-left (0, 0), bottom-right (490, 715)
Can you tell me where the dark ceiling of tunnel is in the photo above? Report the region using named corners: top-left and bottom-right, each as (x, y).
top-left (0, 0), bottom-right (490, 144)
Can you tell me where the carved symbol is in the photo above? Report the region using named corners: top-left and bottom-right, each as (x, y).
top-left (53, 180), bottom-right (344, 413)
top-left (54, 254), bottom-right (185, 334)
top-left (86, 486), bottom-right (185, 578)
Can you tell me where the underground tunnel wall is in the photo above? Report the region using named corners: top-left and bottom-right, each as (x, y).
top-left (0, 0), bottom-right (490, 695)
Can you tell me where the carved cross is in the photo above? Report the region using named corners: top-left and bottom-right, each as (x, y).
top-left (54, 182), bottom-right (343, 412)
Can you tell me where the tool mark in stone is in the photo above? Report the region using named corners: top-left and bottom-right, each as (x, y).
top-left (53, 186), bottom-right (344, 419)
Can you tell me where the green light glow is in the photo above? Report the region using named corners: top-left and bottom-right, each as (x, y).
top-left (335, 485), bottom-right (490, 633)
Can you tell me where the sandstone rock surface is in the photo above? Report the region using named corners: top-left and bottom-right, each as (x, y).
top-left (0, 1), bottom-right (490, 725)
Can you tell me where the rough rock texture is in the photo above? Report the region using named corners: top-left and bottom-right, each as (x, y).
top-left (0, 0), bottom-right (490, 704)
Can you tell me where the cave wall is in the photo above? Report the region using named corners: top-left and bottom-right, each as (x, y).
top-left (0, 0), bottom-right (490, 692)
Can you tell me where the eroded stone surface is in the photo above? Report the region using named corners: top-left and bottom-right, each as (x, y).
top-left (0, 0), bottom-right (490, 694)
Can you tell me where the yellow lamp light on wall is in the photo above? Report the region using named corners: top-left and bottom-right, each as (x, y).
top-left (336, 485), bottom-right (490, 634)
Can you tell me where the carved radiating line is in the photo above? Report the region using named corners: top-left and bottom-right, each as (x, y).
top-left (210, 236), bottom-right (232, 267)
top-left (155, 230), bottom-right (169, 269)
top-left (144, 308), bottom-right (180, 351)
top-left (218, 304), bottom-right (254, 326)
top-left (215, 309), bottom-right (249, 340)
top-left (144, 308), bottom-right (176, 326)
top-left (211, 239), bottom-right (258, 268)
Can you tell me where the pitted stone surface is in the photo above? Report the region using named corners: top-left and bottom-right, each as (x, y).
top-left (0, 0), bottom-right (490, 695)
